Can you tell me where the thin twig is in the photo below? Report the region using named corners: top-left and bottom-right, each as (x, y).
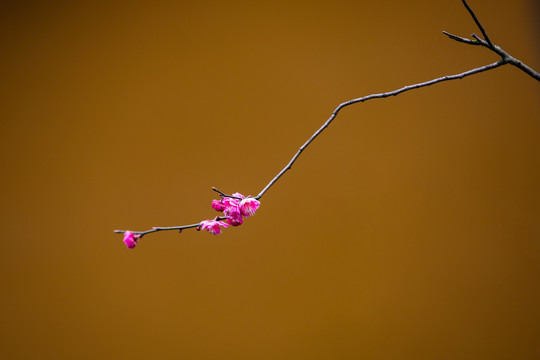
top-left (442, 31), bottom-right (481, 46)
top-left (114, 223), bottom-right (201, 236)
top-left (255, 60), bottom-right (505, 200)
top-left (471, 33), bottom-right (484, 43)
top-left (461, 0), bottom-right (494, 48)
top-left (114, 216), bottom-right (229, 236)
top-left (212, 187), bottom-right (244, 200)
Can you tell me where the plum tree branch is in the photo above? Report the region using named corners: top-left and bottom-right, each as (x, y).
top-left (461, 0), bottom-right (494, 49)
top-left (115, 0), bottom-right (538, 244)
top-left (255, 60), bottom-right (505, 200)
top-left (255, 0), bottom-right (539, 200)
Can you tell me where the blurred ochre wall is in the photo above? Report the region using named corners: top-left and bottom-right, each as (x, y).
top-left (1, 0), bottom-right (539, 359)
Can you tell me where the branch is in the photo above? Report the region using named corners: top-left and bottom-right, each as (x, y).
top-left (212, 187), bottom-right (244, 200)
top-left (441, 31), bottom-right (481, 46)
top-left (255, 61), bottom-right (506, 199)
top-left (442, 0), bottom-right (540, 81)
top-left (114, 216), bottom-right (230, 236)
top-left (461, 0), bottom-right (494, 49)
top-left (114, 224), bottom-right (200, 236)
top-left (115, 0), bottom-right (539, 247)
top-left (442, 29), bottom-right (540, 81)
top-left (256, 0), bottom-right (539, 200)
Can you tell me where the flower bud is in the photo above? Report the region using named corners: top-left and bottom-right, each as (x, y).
top-left (123, 231), bottom-right (140, 249)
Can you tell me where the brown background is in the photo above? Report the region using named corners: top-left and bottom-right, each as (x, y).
top-left (1, 0), bottom-right (539, 359)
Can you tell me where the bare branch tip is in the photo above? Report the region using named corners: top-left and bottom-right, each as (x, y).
top-left (461, 0), bottom-right (494, 48)
top-left (442, 31), bottom-right (479, 45)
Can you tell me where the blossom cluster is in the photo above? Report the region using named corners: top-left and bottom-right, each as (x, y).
top-left (121, 192), bottom-right (261, 248)
top-left (199, 192), bottom-right (260, 235)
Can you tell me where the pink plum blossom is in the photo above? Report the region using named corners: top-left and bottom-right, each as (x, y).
top-left (223, 200), bottom-right (240, 216)
top-left (200, 219), bottom-right (229, 235)
top-left (209, 192), bottom-right (260, 227)
top-left (239, 197), bottom-right (260, 217)
top-left (232, 192), bottom-right (245, 199)
top-left (222, 198), bottom-right (240, 215)
top-left (225, 210), bottom-right (244, 226)
top-left (123, 231), bottom-right (140, 249)
top-left (223, 198), bottom-right (243, 226)
top-left (222, 197), bottom-right (239, 209)
top-left (211, 199), bottom-right (226, 212)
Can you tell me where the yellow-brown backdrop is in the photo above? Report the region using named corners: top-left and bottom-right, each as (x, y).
top-left (1, 0), bottom-right (539, 359)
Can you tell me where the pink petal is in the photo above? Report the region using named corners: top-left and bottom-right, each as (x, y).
top-left (239, 198), bottom-right (260, 217)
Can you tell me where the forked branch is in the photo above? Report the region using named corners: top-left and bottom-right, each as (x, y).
top-left (256, 0), bottom-right (539, 200)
